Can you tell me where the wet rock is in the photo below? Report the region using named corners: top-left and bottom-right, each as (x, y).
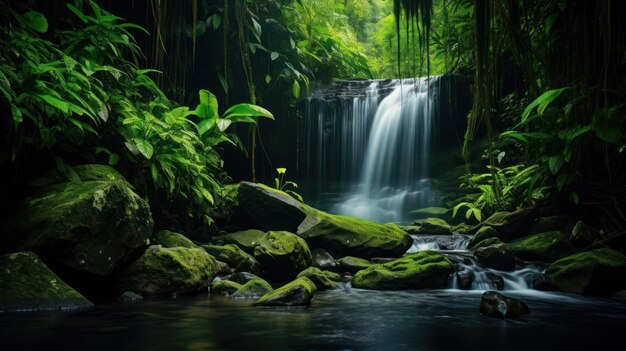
top-left (0, 252), bottom-right (92, 312)
top-left (311, 248), bottom-right (338, 270)
top-left (215, 260), bottom-right (232, 275)
top-left (414, 218), bottom-right (452, 235)
top-left (254, 277), bottom-right (317, 307)
top-left (474, 244), bottom-right (516, 271)
top-left (211, 280), bottom-right (242, 296)
top-left (222, 229), bottom-right (265, 255)
top-left (545, 248), bottom-right (626, 295)
top-left (337, 256), bottom-right (373, 274)
top-left (526, 273), bottom-right (549, 291)
top-left (479, 291), bottom-right (529, 319)
top-left (468, 226), bottom-right (499, 249)
top-left (529, 215), bottom-right (569, 235)
top-left (569, 221), bottom-right (602, 249)
top-left (117, 245), bottom-right (219, 296)
top-left (253, 231), bottom-right (312, 280)
top-left (297, 210), bottom-right (412, 259)
top-left (351, 251), bottom-right (453, 290)
top-left (455, 267), bottom-right (474, 290)
top-left (297, 267), bottom-right (341, 290)
top-left (227, 272), bottom-right (261, 285)
top-left (509, 231), bottom-right (575, 262)
top-left (232, 182), bottom-right (308, 232)
top-left (153, 230), bottom-right (197, 248)
top-left (232, 278), bottom-right (273, 299)
top-left (470, 237), bottom-right (503, 251)
top-left (485, 272), bottom-right (504, 290)
top-left (118, 291), bottom-right (143, 303)
top-left (203, 244), bottom-right (261, 274)
top-left (1, 180), bottom-right (153, 276)
top-left (478, 207), bottom-right (536, 241)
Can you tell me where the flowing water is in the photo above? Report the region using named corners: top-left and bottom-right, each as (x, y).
top-left (303, 77), bottom-right (441, 223)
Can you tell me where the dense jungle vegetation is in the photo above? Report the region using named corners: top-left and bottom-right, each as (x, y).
top-left (1, 0), bottom-right (624, 244)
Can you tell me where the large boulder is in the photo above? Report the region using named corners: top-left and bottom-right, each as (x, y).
top-left (474, 244), bottom-right (516, 271)
top-left (0, 252), bottom-right (92, 312)
top-left (117, 245), bottom-right (219, 296)
top-left (253, 231), bottom-right (312, 280)
top-left (297, 267), bottom-right (341, 290)
top-left (203, 244), bottom-right (261, 274)
top-left (211, 280), bottom-right (242, 296)
top-left (545, 248), bottom-right (626, 295)
top-left (351, 251), bottom-right (453, 290)
top-left (468, 226), bottom-right (499, 249)
top-left (509, 231), bottom-right (575, 262)
top-left (476, 207), bottom-right (536, 241)
top-left (153, 230), bottom-right (197, 248)
top-left (338, 256), bottom-right (373, 274)
top-left (470, 237), bottom-right (503, 251)
top-left (479, 291), bottom-right (529, 319)
top-left (232, 277), bottom-right (273, 299)
top-left (0, 180), bottom-right (153, 276)
top-left (254, 277), bottom-right (317, 306)
top-left (311, 248), bottom-right (339, 271)
top-left (222, 229), bottom-right (265, 255)
top-left (414, 218), bottom-right (452, 235)
top-left (233, 182), bottom-right (308, 232)
top-left (297, 210), bottom-right (412, 259)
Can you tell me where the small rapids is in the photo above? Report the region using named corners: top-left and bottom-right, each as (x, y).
top-left (407, 234), bottom-right (545, 291)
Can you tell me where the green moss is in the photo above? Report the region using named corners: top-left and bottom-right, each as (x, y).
top-left (468, 226), bottom-right (499, 248)
top-left (509, 231), bottom-right (575, 261)
top-left (153, 230), bottom-right (197, 248)
top-left (297, 209), bottom-right (412, 258)
top-left (253, 231), bottom-right (312, 279)
top-left (470, 237), bottom-right (503, 250)
top-left (414, 218), bottom-right (452, 235)
top-left (232, 278), bottom-right (273, 298)
top-left (297, 267), bottom-right (341, 290)
top-left (254, 277), bottom-right (317, 306)
top-left (117, 245), bottom-right (219, 296)
top-left (545, 248), bottom-right (626, 295)
top-left (223, 229), bottom-right (265, 255)
top-left (0, 252), bottom-right (92, 312)
top-left (338, 256), bottom-right (373, 274)
top-left (351, 251), bottom-right (453, 290)
top-left (28, 164), bottom-right (129, 188)
top-left (408, 207), bottom-right (451, 221)
top-left (202, 244), bottom-right (260, 273)
top-left (211, 280), bottom-right (242, 296)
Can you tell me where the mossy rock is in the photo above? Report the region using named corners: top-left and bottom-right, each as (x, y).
top-left (211, 280), bottom-right (242, 296)
top-left (153, 230), bottom-right (197, 248)
top-left (297, 210), bottom-right (412, 259)
top-left (0, 180), bottom-right (153, 276)
top-left (399, 225), bottom-right (422, 235)
top-left (337, 256), bottom-right (373, 274)
top-left (254, 277), bottom-right (317, 306)
top-left (452, 223), bottom-right (473, 234)
top-left (414, 218), bottom-right (452, 235)
top-left (468, 226), bottom-right (499, 249)
top-left (474, 244), bottom-right (516, 271)
top-left (203, 244), bottom-right (261, 274)
top-left (569, 221), bottom-right (602, 249)
top-left (297, 267), bottom-right (341, 290)
top-left (233, 182), bottom-right (308, 232)
top-left (0, 252), bottom-right (92, 312)
top-left (407, 207), bottom-right (451, 222)
top-left (311, 248), bottom-right (338, 271)
top-left (28, 164), bottom-right (130, 188)
top-left (253, 231), bottom-right (312, 280)
top-left (509, 231), bottom-right (575, 262)
top-left (232, 277), bottom-right (273, 298)
top-left (227, 272), bottom-right (261, 285)
top-left (351, 251), bottom-right (453, 290)
top-left (476, 207), bottom-right (536, 241)
top-left (222, 229), bottom-right (265, 255)
top-left (117, 245), bottom-right (219, 296)
top-left (545, 248), bottom-right (626, 295)
top-left (470, 237), bottom-right (503, 251)
top-left (528, 216), bottom-right (568, 235)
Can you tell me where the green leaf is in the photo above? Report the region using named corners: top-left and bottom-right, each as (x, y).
top-left (265, 74), bottom-right (271, 84)
top-left (217, 72), bottom-right (229, 93)
top-left (570, 192), bottom-right (579, 205)
top-left (271, 51), bottom-right (279, 61)
top-left (222, 103), bottom-right (274, 120)
top-left (548, 156), bottom-right (564, 175)
top-left (24, 11), bottom-right (48, 33)
top-left (196, 89), bottom-right (218, 119)
top-left (276, 167), bottom-right (286, 175)
top-left (521, 88), bottom-right (568, 124)
top-left (197, 118), bottom-right (216, 136)
top-left (216, 118), bottom-right (232, 132)
top-left (40, 94), bottom-right (70, 114)
top-left (200, 187), bottom-right (215, 204)
top-left (66, 3), bottom-right (89, 24)
top-left (292, 80), bottom-right (301, 99)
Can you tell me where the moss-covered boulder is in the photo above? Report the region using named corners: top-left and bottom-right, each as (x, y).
top-left (0, 180), bottom-right (153, 276)
top-left (545, 248), bottom-right (626, 295)
top-left (297, 267), bottom-right (341, 290)
top-left (509, 231), bottom-right (575, 262)
top-left (222, 229), bottom-right (265, 255)
top-left (203, 244), bottom-right (261, 274)
top-left (399, 225), bottom-right (422, 235)
top-left (337, 256), bottom-right (373, 274)
top-left (529, 216), bottom-right (568, 235)
top-left (233, 182), bottom-right (308, 232)
top-left (117, 245), bottom-right (219, 296)
top-left (297, 210), bottom-right (412, 259)
top-left (452, 223), bottom-right (473, 234)
top-left (28, 164), bottom-right (130, 187)
top-left (211, 280), bottom-right (242, 296)
top-left (254, 277), bottom-right (317, 307)
top-left (412, 218), bottom-right (452, 235)
top-left (311, 248), bottom-right (338, 271)
top-left (227, 272), bottom-right (261, 285)
top-left (479, 291), bottom-right (529, 319)
top-left (474, 244), bottom-right (516, 271)
top-left (408, 207), bottom-right (451, 222)
top-left (470, 237), bottom-right (503, 251)
top-left (153, 230), bottom-right (197, 248)
top-left (253, 231), bottom-right (312, 279)
top-left (477, 207), bottom-right (536, 241)
top-left (468, 226), bottom-right (499, 249)
top-left (351, 251), bottom-right (453, 290)
top-left (0, 252), bottom-right (92, 312)
top-left (232, 277), bottom-right (273, 298)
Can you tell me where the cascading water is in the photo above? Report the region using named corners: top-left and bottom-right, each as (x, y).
top-left (303, 77), bottom-right (441, 223)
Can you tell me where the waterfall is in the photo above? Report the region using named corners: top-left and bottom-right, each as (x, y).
top-left (303, 77), bottom-right (441, 223)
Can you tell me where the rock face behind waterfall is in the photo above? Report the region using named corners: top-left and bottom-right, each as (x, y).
top-left (351, 251), bottom-right (453, 290)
